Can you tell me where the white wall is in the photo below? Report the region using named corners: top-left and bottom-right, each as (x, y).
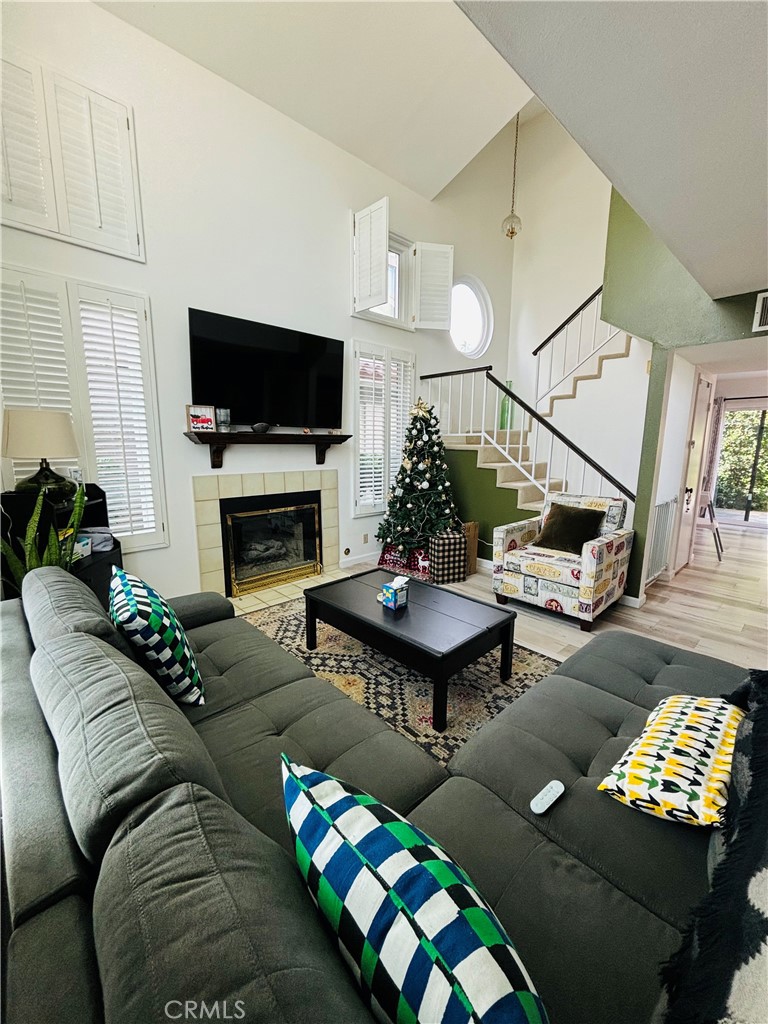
top-left (506, 111), bottom-right (612, 403)
top-left (546, 335), bottom-right (652, 492)
top-left (1, 1), bottom-right (514, 596)
top-left (656, 354), bottom-right (697, 505)
top-left (715, 373), bottom-right (768, 401)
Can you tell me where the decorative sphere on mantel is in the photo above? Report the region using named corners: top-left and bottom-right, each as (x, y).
top-left (250, 422), bottom-right (270, 434)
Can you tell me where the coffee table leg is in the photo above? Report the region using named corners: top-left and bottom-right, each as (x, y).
top-left (306, 596), bottom-right (317, 650)
top-left (500, 619), bottom-right (514, 681)
top-left (432, 676), bottom-right (448, 732)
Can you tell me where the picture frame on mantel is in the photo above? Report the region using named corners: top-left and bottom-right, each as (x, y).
top-left (186, 405), bottom-right (216, 432)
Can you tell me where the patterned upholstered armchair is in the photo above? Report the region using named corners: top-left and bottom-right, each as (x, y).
top-left (492, 493), bottom-right (634, 631)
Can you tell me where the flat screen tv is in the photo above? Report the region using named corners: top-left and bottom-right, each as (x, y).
top-left (189, 308), bottom-right (344, 429)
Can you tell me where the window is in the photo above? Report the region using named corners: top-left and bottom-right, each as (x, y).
top-left (1, 47), bottom-right (144, 260)
top-left (354, 342), bottom-right (415, 516)
top-left (352, 197), bottom-right (454, 332)
top-left (0, 266), bottom-right (166, 551)
top-left (356, 233), bottom-right (412, 331)
top-left (449, 275), bottom-right (494, 358)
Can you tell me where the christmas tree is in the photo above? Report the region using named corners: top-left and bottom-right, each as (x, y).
top-left (376, 397), bottom-right (461, 557)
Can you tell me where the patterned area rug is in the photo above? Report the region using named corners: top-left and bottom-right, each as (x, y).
top-left (244, 599), bottom-right (560, 766)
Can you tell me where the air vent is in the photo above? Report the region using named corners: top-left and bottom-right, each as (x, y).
top-left (753, 291), bottom-right (768, 332)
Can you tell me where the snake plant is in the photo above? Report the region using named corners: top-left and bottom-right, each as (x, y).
top-left (1, 484), bottom-right (87, 591)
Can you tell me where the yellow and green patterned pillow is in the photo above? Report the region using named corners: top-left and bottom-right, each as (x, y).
top-left (598, 695), bottom-right (744, 826)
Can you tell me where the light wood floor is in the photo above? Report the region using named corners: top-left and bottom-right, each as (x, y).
top-left (443, 521), bottom-right (767, 669)
top-left (233, 521), bottom-right (766, 671)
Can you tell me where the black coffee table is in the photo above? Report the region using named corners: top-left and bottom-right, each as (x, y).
top-left (305, 569), bottom-right (516, 732)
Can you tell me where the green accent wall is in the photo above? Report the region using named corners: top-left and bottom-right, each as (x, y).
top-left (602, 191), bottom-right (762, 349)
top-left (444, 449), bottom-right (533, 552)
top-left (624, 346), bottom-right (672, 598)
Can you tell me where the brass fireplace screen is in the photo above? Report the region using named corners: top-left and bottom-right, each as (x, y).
top-left (225, 501), bottom-right (321, 597)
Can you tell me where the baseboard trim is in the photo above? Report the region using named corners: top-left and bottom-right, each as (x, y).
top-left (619, 593), bottom-right (647, 609)
top-left (475, 556), bottom-right (493, 572)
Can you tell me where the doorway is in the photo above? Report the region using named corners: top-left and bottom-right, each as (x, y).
top-left (714, 408), bottom-right (768, 529)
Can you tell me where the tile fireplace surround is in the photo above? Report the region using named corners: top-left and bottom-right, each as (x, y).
top-left (193, 470), bottom-right (340, 606)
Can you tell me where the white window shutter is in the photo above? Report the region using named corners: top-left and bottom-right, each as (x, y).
top-left (45, 72), bottom-right (142, 257)
top-left (1, 51), bottom-right (58, 232)
top-left (388, 352), bottom-right (415, 485)
top-left (72, 285), bottom-right (163, 547)
top-left (0, 268), bottom-right (82, 483)
top-left (353, 197), bottom-right (389, 312)
top-left (412, 242), bottom-right (454, 330)
top-left (354, 343), bottom-right (387, 514)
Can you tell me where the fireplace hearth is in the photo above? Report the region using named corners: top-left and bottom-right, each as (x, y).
top-left (220, 490), bottom-right (322, 597)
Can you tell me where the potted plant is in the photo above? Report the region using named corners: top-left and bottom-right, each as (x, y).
top-left (1, 484), bottom-right (87, 591)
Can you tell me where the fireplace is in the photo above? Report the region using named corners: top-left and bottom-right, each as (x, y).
top-left (220, 490), bottom-right (322, 597)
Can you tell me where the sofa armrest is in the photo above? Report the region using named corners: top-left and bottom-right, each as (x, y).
top-left (168, 591), bottom-right (235, 630)
top-left (493, 517), bottom-right (542, 566)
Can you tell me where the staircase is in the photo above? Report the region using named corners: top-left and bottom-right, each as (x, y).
top-left (422, 287), bottom-right (637, 515)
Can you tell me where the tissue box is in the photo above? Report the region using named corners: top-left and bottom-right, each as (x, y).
top-left (381, 578), bottom-right (409, 610)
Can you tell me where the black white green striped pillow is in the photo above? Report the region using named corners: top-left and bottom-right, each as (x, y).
top-left (109, 567), bottom-right (204, 706)
top-left (282, 757), bottom-right (548, 1024)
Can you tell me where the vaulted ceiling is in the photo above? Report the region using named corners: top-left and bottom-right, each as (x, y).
top-left (98, 0), bottom-right (532, 199)
top-left (458, 1), bottom-right (768, 300)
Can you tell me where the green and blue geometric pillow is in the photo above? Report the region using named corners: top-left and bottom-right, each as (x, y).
top-left (109, 566), bottom-right (204, 706)
top-left (281, 757), bottom-right (548, 1024)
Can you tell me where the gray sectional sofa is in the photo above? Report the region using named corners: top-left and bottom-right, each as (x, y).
top-left (0, 567), bottom-right (747, 1024)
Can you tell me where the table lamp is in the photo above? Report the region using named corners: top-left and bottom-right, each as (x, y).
top-left (2, 407), bottom-right (80, 502)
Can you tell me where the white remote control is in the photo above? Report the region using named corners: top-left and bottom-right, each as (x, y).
top-left (530, 780), bottom-right (566, 814)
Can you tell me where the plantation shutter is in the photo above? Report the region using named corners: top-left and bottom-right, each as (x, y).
top-left (72, 285), bottom-right (163, 546)
top-left (353, 197), bottom-right (389, 312)
top-left (0, 268), bottom-right (82, 482)
top-left (44, 71), bottom-right (141, 257)
top-left (412, 242), bottom-right (454, 330)
top-left (389, 351), bottom-right (415, 487)
top-left (354, 343), bottom-right (387, 515)
top-left (1, 50), bottom-right (58, 232)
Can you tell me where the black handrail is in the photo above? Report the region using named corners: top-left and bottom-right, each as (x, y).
top-left (486, 371), bottom-right (636, 502)
top-left (420, 365), bottom-right (492, 381)
top-left (532, 286), bottom-right (603, 357)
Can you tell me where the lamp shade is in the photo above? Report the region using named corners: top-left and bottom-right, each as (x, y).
top-left (2, 407), bottom-right (79, 459)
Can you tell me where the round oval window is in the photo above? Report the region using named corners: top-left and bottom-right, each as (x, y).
top-left (450, 276), bottom-right (493, 358)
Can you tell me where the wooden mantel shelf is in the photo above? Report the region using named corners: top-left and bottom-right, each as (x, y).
top-left (183, 431), bottom-right (352, 469)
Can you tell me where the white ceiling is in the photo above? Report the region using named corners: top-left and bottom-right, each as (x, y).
top-left (98, 0), bottom-right (532, 199)
top-left (458, 1), bottom-right (768, 300)
top-left (677, 337), bottom-right (768, 375)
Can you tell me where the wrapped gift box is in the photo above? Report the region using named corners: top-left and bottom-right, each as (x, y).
top-left (428, 530), bottom-right (467, 585)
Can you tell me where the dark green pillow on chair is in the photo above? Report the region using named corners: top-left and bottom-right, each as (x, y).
top-left (532, 502), bottom-right (605, 554)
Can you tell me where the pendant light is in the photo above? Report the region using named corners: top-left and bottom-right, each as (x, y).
top-left (501, 113), bottom-right (522, 239)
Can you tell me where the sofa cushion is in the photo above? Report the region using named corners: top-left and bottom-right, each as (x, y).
top-left (30, 632), bottom-right (229, 862)
top-left (447, 675), bottom-right (713, 930)
top-left (598, 694), bottom-right (744, 826)
top-left (93, 783), bottom-right (375, 1024)
top-left (552, 632), bottom-right (747, 705)
top-left (282, 759), bottom-right (549, 1024)
top-left (109, 566), bottom-right (204, 705)
top-left (0, 600), bottom-right (90, 928)
top-left (409, 776), bottom-right (682, 1024)
top-left (193, 669), bottom-right (447, 852)
top-left (22, 565), bottom-right (135, 659)
top-left (5, 895), bottom-right (102, 1024)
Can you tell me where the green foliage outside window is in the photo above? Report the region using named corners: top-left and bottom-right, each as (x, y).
top-left (715, 410), bottom-right (767, 511)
